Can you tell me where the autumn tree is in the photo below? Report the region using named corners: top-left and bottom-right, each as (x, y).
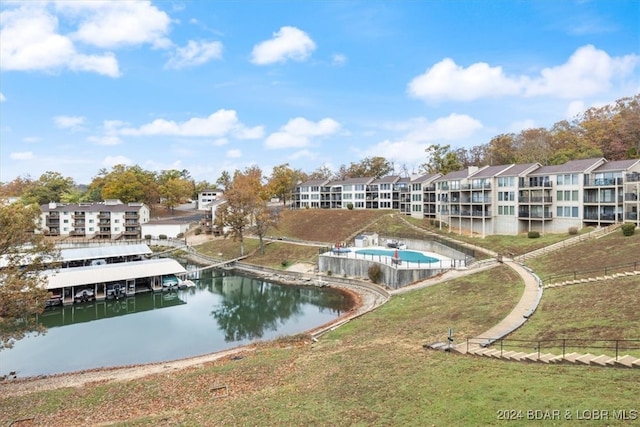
top-left (0, 175), bottom-right (33, 198)
top-left (98, 165), bottom-right (158, 205)
top-left (267, 163), bottom-right (304, 207)
top-left (158, 171), bottom-right (193, 212)
top-left (307, 165), bottom-right (332, 180)
top-left (0, 202), bottom-right (60, 350)
top-left (421, 144), bottom-right (462, 175)
top-left (486, 134), bottom-right (517, 165)
top-left (347, 156), bottom-right (394, 178)
top-left (215, 166), bottom-right (266, 257)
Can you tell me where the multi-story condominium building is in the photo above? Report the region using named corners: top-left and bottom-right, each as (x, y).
top-left (40, 199), bottom-right (150, 239)
top-left (197, 189), bottom-right (224, 211)
top-left (293, 157), bottom-right (640, 236)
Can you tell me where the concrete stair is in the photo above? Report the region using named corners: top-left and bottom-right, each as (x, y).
top-left (428, 345), bottom-right (640, 368)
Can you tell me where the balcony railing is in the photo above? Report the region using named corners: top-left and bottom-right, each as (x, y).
top-left (518, 211), bottom-right (553, 219)
top-left (626, 172), bottom-right (640, 182)
top-left (518, 196), bottom-right (553, 204)
top-left (625, 193), bottom-right (639, 201)
top-left (124, 213), bottom-right (139, 219)
top-left (584, 177), bottom-right (623, 186)
top-left (519, 181), bottom-right (553, 188)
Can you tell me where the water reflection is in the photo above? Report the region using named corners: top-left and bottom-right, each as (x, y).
top-left (1, 267), bottom-right (351, 377)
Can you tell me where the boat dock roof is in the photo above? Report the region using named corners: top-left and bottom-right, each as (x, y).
top-left (43, 258), bottom-right (186, 290)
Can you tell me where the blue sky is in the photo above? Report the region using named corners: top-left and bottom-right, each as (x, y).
top-left (1, 0), bottom-right (639, 184)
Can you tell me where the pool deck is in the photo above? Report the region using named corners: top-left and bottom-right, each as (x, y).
top-left (325, 246), bottom-right (457, 270)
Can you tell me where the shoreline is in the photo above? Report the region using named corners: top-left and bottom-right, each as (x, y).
top-left (0, 266), bottom-right (387, 397)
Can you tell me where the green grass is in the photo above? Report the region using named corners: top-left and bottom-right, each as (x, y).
top-left (525, 232), bottom-right (640, 283)
top-left (505, 276), bottom-right (640, 358)
top-left (4, 264), bottom-right (639, 426)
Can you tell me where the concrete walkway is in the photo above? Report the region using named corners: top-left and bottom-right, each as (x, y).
top-left (454, 260), bottom-right (543, 354)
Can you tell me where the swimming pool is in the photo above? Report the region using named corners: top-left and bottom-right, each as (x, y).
top-left (355, 249), bottom-right (440, 263)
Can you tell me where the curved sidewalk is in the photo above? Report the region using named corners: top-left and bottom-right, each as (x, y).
top-left (454, 260), bottom-right (543, 354)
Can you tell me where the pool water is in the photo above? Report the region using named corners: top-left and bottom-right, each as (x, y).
top-left (355, 249), bottom-right (439, 263)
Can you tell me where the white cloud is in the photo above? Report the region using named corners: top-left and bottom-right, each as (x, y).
top-left (0, 92), bottom-right (5, 102)
top-left (405, 114), bottom-right (483, 141)
top-left (87, 135), bottom-right (123, 146)
top-left (524, 45), bottom-right (639, 98)
top-left (566, 101), bottom-right (585, 119)
top-left (120, 109), bottom-right (263, 139)
top-left (288, 149), bottom-right (317, 160)
top-left (0, 4), bottom-right (120, 77)
top-left (363, 139), bottom-right (428, 164)
top-left (408, 58), bottom-right (523, 101)
top-left (251, 26), bottom-right (316, 65)
top-left (54, 115), bottom-right (85, 130)
top-left (165, 40), bottom-right (223, 69)
top-left (332, 54), bottom-right (347, 66)
top-left (408, 45), bottom-right (639, 101)
top-left (362, 114), bottom-right (483, 165)
top-left (508, 119), bottom-right (537, 133)
top-left (57, 0), bottom-right (172, 49)
top-left (10, 151), bottom-right (34, 160)
top-left (102, 155), bottom-right (132, 167)
top-left (226, 149), bottom-right (242, 158)
top-left (213, 138), bottom-right (229, 146)
top-left (265, 117), bottom-right (341, 149)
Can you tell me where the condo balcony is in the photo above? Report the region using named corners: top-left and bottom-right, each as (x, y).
top-left (584, 177), bottom-right (623, 187)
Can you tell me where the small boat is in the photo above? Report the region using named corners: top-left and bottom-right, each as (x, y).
top-left (162, 274), bottom-right (180, 290)
top-left (74, 288), bottom-right (96, 303)
top-left (106, 283), bottom-right (126, 300)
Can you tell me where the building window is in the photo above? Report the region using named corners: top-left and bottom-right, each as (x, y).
top-left (572, 206), bottom-right (579, 217)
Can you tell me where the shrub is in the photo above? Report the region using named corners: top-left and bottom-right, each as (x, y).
top-left (326, 270), bottom-right (333, 276)
top-left (194, 227), bottom-right (202, 235)
top-left (281, 260), bottom-right (289, 267)
top-left (346, 203), bottom-right (354, 210)
top-left (159, 234), bottom-right (167, 240)
top-left (176, 232), bottom-right (184, 238)
top-left (368, 264), bottom-right (382, 284)
top-left (621, 223), bottom-right (636, 236)
top-left (528, 231), bottom-right (540, 238)
top-left (144, 234), bottom-right (152, 240)
top-left (568, 226), bottom-right (579, 235)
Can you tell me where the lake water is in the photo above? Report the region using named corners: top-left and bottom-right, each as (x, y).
top-left (0, 268), bottom-right (351, 378)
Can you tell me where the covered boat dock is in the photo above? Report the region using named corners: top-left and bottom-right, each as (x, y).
top-left (43, 258), bottom-right (187, 305)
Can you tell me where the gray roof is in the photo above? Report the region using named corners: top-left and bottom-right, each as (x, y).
top-left (372, 175), bottom-right (400, 184)
top-left (60, 244), bottom-right (152, 262)
top-left (331, 177), bottom-right (374, 186)
top-left (43, 258), bottom-right (186, 290)
top-left (529, 158), bottom-right (605, 176)
top-left (593, 159), bottom-right (640, 172)
top-left (471, 164), bottom-right (514, 179)
top-left (299, 179), bottom-right (330, 187)
top-left (436, 168), bottom-right (474, 182)
top-left (411, 173), bottom-right (440, 183)
top-left (497, 163), bottom-right (540, 177)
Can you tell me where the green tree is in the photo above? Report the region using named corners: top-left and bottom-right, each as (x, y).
top-left (421, 144), bottom-right (462, 175)
top-left (158, 176), bottom-right (193, 212)
top-left (0, 202), bottom-right (60, 350)
top-left (21, 171), bottom-right (75, 205)
top-left (99, 165), bottom-right (158, 205)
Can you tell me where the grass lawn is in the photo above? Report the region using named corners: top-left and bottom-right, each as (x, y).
top-left (525, 232), bottom-right (640, 283)
top-left (3, 265), bottom-right (639, 426)
top-left (505, 277), bottom-right (640, 358)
